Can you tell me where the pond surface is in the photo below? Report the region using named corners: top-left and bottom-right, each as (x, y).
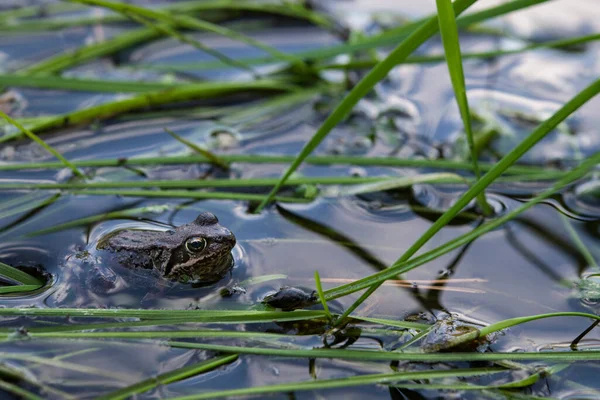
top-left (0, 0), bottom-right (600, 398)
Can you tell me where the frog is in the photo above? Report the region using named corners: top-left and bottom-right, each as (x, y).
top-left (96, 212), bottom-right (236, 284)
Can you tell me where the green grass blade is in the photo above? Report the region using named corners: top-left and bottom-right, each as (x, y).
top-left (560, 213), bottom-right (597, 268)
top-left (169, 342), bottom-right (600, 362)
top-left (166, 368), bottom-right (505, 400)
top-left (0, 262), bottom-right (43, 286)
top-left (164, 128), bottom-right (229, 169)
top-left (68, 0), bottom-right (304, 66)
top-left (0, 285), bottom-right (42, 295)
top-left (480, 312), bottom-right (600, 337)
top-left (436, 0), bottom-right (491, 215)
top-left (23, 27), bottom-right (160, 74)
top-left (314, 270), bottom-right (331, 320)
top-left (0, 307), bottom-right (327, 323)
top-left (0, 110), bottom-right (84, 178)
top-left (98, 355), bottom-right (238, 400)
top-left (25, 204), bottom-right (169, 237)
top-left (253, 0), bottom-right (479, 213)
top-left (1, 80), bottom-right (293, 139)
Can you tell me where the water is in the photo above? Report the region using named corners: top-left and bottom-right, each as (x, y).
top-left (0, 0), bottom-right (599, 398)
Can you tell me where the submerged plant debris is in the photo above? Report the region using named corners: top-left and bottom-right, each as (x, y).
top-left (0, 0), bottom-right (599, 398)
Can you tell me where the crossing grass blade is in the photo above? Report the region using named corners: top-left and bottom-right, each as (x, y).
top-left (97, 355), bottom-right (238, 400)
top-left (337, 77), bottom-right (600, 315)
top-left (164, 128), bottom-right (230, 170)
top-left (165, 368), bottom-right (506, 400)
top-left (435, 0), bottom-right (492, 215)
top-left (67, 0), bottom-right (304, 67)
top-left (253, 0), bottom-right (479, 213)
top-left (0, 110), bottom-right (84, 178)
top-left (323, 151), bottom-right (600, 301)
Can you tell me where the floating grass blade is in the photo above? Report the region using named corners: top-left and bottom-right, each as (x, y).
top-left (0, 110), bottom-right (84, 178)
top-left (67, 189), bottom-right (310, 203)
top-left (0, 285), bottom-right (43, 295)
top-left (253, 0), bottom-right (479, 213)
top-left (98, 355), bottom-right (238, 400)
top-left (68, 0), bottom-right (304, 66)
top-left (166, 368), bottom-right (506, 400)
top-left (164, 128), bottom-right (229, 169)
top-left (26, 205), bottom-right (170, 237)
top-left (0, 154), bottom-right (554, 174)
top-left (0, 308), bottom-right (327, 323)
top-left (0, 80), bottom-right (293, 139)
top-left (23, 27), bottom-right (161, 75)
top-left (0, 261), bottom-right (42, 286)
top-left (113, 6), bottom-right (255, 74)
top-left (323, 152), bottom-right (600, 301)
top-left (436, 0), bottom-right (492, 215)
top-left (169, 342), bottom-right (600, 362)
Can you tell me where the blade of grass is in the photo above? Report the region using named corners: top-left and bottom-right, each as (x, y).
top-left (322, 151), bottom-right (600, 301)
top-left (23, 27), bottom-right (161, 75)
top-left (166, 368), bottom-right (506, 400)
top-left (314, 271), bottom-right (331, 321)
top-left (66, 189), bottom-right (311, 203)
top-left (122, 8), bottom-right (255, 74)
top-left (560, 213), bottom-right (597, 268)
top-left (67, 0), bottom-right (304, 67)
top-left (0, 259), bottom-right (42, 286)
top-left (0, 80), bottom-right (294, 139)
top-left (0, 308), bottom-right (327, 322)
top-left (0, 110), bottom-right (84, 178)
top-left (98, 355), bottom-right (238, 400)
top-left (436, 0), bottom-right (492, 215)
top-left (26, 204), bottom-right (170, 237)
top-left (169, 342), bottom-right (600, 362)
top-left (0, 285), bottom-right (43, 295)
top-left (164, 128), bottom-right (229, 169)
top-left (338, 77), bottom-right (600, 316)
top-left (253, 0), bottom-right (479, 213)
top-left (480, 312), bottom-right (600, 337)
top-left (0, 154), bottom-right (554, 174)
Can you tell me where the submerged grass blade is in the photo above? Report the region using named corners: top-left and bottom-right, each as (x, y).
top-left (253, 0), bottom-right (479, 213)
top-left (68, 0), bottom-right (303, 66)
top-left (0, 110), bottom-right (84, 178)
top-left (26, 205), bottom-right (170, 237)
top-left (98, 355), bottom-right (238, 400)
top-left (164, 128), bottom-right (229, 169)
top-left (436, 0), bottom-right (491, 215)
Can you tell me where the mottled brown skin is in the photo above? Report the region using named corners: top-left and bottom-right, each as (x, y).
top-left (97, 212), bottom-right (236, 283)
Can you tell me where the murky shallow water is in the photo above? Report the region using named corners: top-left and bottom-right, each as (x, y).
top-left (1, 0), bottom-right (600, 398)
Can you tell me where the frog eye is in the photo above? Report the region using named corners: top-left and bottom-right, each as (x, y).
top-left (185, 237), bottom-right (207, 253)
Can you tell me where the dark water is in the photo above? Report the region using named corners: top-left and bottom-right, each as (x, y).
top-left (1, 0), bottom-right (600, 398)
